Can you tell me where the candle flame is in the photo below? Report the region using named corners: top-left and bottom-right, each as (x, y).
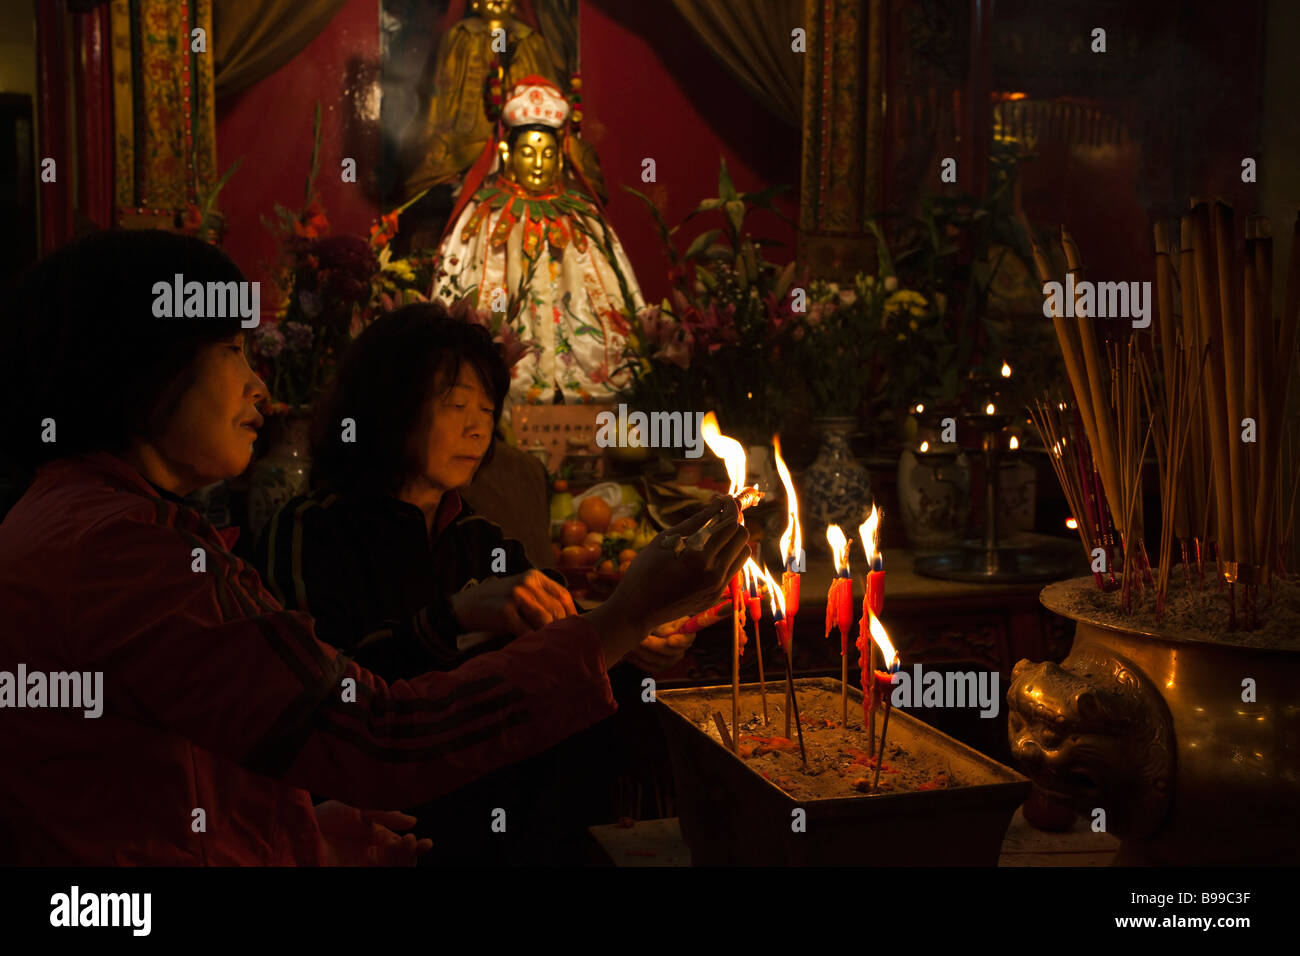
top-left (858, 504), bottom-right (880, 568)
top-left (701, 411), bottom-right (746, 496)
top-left (985, 402), bottom-right (997, 415)
top-left (826, 524), bottom-right (850, 575)
top-left (919, 440), bottom-right (930, 453)
top-left (772, 434), bottom-right (801, 568)
top-left (1001, 361), bottom-right (1012, 377)
top-left (868, 612), bottom-right (899, 670)
top-left (1009, 435), bottom-right (1019, 450)
top-left (915, 403), bottom-right (924, 414)
top-left (1066, 516), bottom-right (1078, 530)
top-left (759, 564), bottom-right (785, 618)
top-left (742, 556), bottom-right (763, 595)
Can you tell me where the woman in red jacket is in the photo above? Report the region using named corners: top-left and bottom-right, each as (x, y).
top-left (0, 229), bottom-right (747, 865)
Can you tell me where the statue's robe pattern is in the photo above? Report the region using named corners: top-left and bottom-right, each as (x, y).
top-left (438, 178), bottom-right (642, 407)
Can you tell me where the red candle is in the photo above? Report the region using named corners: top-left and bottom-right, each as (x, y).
top-left (729, 573), bottom-right (746, 655)
top-left (859, 504), bottom-right (885, 617)
top-left (855, 617), bottom-right (871, 723)
top-left (824, 577), bottom-right (854, 654)
top-left (867, 562), bottom-right (884, 617)
top-left (782, 568), bottom-right (801, 620)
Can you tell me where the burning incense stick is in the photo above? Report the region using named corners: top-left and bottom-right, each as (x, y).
top-left (865, 612), bottom-right (899, 775)
top-left (872, 696), bottom-right (893, 792)
top-left (743, 558), bottom-right (768, 724)
top-left (760, 563), bottom-right (804, 764)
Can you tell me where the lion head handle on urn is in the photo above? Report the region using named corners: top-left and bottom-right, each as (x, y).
top-left (1007, 644), bottom-right (1174, 840)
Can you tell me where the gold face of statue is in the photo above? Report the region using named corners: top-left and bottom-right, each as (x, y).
top-left (501, 128), bottom-right (561, 194)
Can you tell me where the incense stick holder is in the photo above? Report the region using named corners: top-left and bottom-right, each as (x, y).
top-left (1008, 576), bottom-right (1300, 864)
top-left (657, 678), bottom-right (1030, 865)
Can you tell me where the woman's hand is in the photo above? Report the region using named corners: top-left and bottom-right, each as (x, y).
top-left (450, 569), bottom-right (579, 637)
top-left (626, 631), bottom-right (695, 673)
top-left (605, 499), bottom-right (750, 638)
top-left (314, 801), bottom-right (433, 866)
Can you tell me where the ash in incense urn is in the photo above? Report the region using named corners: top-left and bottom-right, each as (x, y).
top-left (1008, 575), bottom-right (1300, 865)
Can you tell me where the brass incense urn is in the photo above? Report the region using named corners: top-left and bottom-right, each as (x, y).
top-left (1007, 576), bottom-right (1300, 865)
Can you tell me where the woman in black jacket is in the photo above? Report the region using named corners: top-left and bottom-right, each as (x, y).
top-left (255, 303), bottom-right (690, 864)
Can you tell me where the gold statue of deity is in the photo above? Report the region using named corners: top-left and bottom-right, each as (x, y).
top-left (436, 76), bottom-right (639, 408)
top-left (404, 0), bottom-right (555, 197)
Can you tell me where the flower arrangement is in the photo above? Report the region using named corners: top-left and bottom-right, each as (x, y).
top-left (177, 158), bottom-right (242, 245)
top-left (791, 268), bottom-right (938, 426)
top-left (250, 105), bottom-right (536, 413)
top-left (615, 159), bottom-right (798, 439)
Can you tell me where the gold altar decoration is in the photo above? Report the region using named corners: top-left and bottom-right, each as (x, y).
top-left (404, 0), bottom-right (556, 197)
top-left (797, 0), bottom-right (885, 280)
top-left (109, 0), bottom-right (218, 227)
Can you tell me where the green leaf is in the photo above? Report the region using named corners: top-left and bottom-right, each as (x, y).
top-left (739, 183), bottom-right (790, 209)
top-left (684, 229), bottom-right (722, 260)
top-left (718, 157), bottom-right (737, 202)
top-left (865, 219), bottom-right (895, 277)
top-left (775, 260), bottom-right (796, 298)
top-left (725, 200), bottom-right (745, 236)
top-left (620, 185), bottom-right (677, 262)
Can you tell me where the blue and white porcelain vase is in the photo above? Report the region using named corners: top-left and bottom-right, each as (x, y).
top-left (801, 417), bottom-right (872, 556)
top-left (897, 426), bottom-right (971, 551)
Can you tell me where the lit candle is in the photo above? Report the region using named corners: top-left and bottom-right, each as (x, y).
top-left (701, 411), bottom-right (749, 752)
top-left (743, 557), bottom-right (768, 724)
top-left (858, 505), bottom-right (886, 751)
top-left (761, 562), bottom-right (806, 765)
top-left (859, 505), bottom-right (884, 618)
top-left (866, 611), bottom-right (901, 768)
top-left (825, 524), bottom-right (854, 726)
top-left (773, 434), bottom-right (802, 740)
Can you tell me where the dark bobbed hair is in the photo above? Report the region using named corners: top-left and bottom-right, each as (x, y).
top-left (0, 229), bottom-right (245, 476)
top-left (309, 302), bottom-right (511, 497)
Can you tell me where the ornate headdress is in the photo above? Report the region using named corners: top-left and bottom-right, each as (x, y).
top-left (501, 75), bottom-right (569, 129)
top-left (443, 74), bottom-right (599, 241)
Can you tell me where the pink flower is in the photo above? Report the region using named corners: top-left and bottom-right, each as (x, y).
top-left (636, 304), bottom-right (675, 348)
top-left (655, 334), bottom-right (693, 369)
top-left (494, 321), bottom-right (537, 370)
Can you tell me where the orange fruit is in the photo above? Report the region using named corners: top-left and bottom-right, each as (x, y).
top-left (609, 516), bottom-right (637, 535)
top-left (577, 497), bottom-right (611, 533)
top-left (561, 519), bottom-right (587, 546)
top-left (618, 559), bottom-right (632, 573)
top-left (618, 549), bottom-right (637, 564)
top-left (597, 559), bottom-right (616, 574)
top-left (560, 545), bottom-right (586, 568)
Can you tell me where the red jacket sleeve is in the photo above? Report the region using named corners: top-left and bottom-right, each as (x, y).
top-left (73, 498), bottom-right (617, 809)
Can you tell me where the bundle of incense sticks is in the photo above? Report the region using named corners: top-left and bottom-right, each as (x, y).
top-left (1028, 397), bottom-right (1107, 589)
top-left (1031, 202), bottom-right (1300, 628)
